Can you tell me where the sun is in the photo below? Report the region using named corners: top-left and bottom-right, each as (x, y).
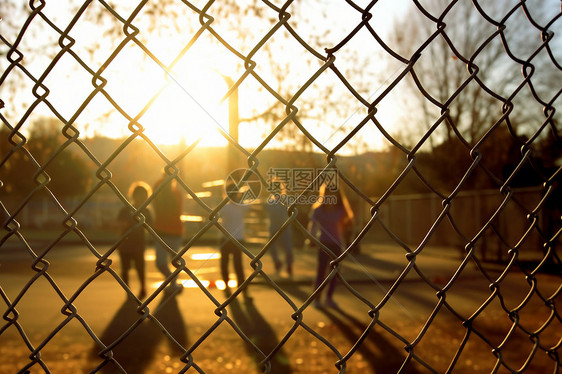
top-left (22, 8), bottom-right (272, 149)
top-left (139, 61), bottom-right (231, 147)
top-left (108, 41), bottom-right (234, 148)
top-left (71, 32), bottom-right (236, 148)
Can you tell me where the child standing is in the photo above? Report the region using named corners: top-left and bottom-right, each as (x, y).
top-left (117, 181), bottom-right (153, 299)
top-left (308, 185), bottom-right (354, 309)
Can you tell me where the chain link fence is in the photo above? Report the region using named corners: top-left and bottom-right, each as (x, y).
top-left (0, 0), bottom-right (561, 373)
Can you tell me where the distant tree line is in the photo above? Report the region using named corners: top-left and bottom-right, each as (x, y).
top-left (0, 117), bottom-right (91, 199)
top-left (1, 115), bottom-right (557, 205)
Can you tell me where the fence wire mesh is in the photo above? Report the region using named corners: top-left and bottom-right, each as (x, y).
top-left (0, 0), bottom-right (561, 373)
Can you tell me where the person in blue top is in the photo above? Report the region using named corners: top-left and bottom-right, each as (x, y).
top-left (308, 184), bottom-right (354, 308)
top-left (266, 180), bottom-right (294, 277)
top-left (219, 182), bottom-right (252, 302)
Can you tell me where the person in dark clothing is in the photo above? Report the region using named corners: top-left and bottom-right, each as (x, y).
top-left (117, 181), bottom-right (153, 299)
top-left (308, 184), bottom-right (354, 309)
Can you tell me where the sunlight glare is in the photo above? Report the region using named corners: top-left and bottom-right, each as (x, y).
top-left (180, 215), bottom-right (205, 222)
top-left (150, 281), bottom-right (168, 290)
top-left (190, 252), bottom-right (221, 260)
top-left (140, 59), bottom-right (230, 147)
top-left (73, 35), bottom-right (233, 147)
top-left (215, 280), bottom-right (227, 290)
top-left (182, 279), bottom-right (210, 288)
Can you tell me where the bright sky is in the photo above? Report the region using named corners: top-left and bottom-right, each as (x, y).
top-left (1, 0), bottom-right (412, 152)
top-left (3, 0), bottom-right (560, 154)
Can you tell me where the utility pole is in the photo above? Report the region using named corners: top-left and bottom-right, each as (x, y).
top-left (222, 75), bottom-right (241, 174)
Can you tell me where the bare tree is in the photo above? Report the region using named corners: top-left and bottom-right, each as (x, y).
top-left (390, 0), bottom-right (561, 148)
top-left (1, 1), bottom-right (384, 155)
top-left (382, 0), bottom-right (562, 192)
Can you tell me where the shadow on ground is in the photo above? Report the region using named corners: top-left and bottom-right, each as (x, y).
top-left (226, 294), bottom-right (293, 374)
top-left (281, 283), bottom-right (424, 374)
top-left (89, 291), bottom-right (188, 373)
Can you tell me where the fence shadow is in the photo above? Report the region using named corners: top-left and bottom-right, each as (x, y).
top-left (344, 252), bottom-right (406, 273)
top-left (89, 293), bottom-right (188, 373)
top-left (281, 283), bottom-right (422, 374)
top-left (227, 296), bottom-right (292, 374)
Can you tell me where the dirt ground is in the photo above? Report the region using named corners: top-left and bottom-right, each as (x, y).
top-left (0, 286), bottom-right (559, 374)
top-left (1, 244), bottom-right (559, 373)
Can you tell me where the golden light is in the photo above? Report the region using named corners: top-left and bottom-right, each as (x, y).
top-left (190, 253), bottom-right (221, 261)
top-left (60, 32), bottom-right (236, 147)
top-left (150, 280), bottom-right (184, 290)
top-left (10, 2), bottom-right (408, 154)
top-left (180, 214), bottom-right (204, 222)
top-left (182, 279), bottom-right (210, 288)
top-left (215, 280), bottom-right (227, 290)
top-left (150, 278), bottom-right (223, 290)
top-left (140, 65), bottom-right (231, 147)
top-left (213, 280), bottom-right (238, 289)
top-left (201, 179), bottom-right (225, 188)
top-left (186, 191), bottom-right (213, 199)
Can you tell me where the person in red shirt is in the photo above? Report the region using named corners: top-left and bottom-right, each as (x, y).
top-left (152, 175), bottom-right (183, 290)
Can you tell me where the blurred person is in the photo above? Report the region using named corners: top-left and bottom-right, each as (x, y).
top-left (219, 182), bottom-right (252, 302)
top-left (308, 184), bottom-right (354, 309)
top-left (117, 181), bottom-right (153, 299)
top-left (266, 180), bottom-right (294, 277)
top-left (152, 174), bottom-right (183, 290)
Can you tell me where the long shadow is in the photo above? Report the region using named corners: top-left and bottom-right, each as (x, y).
top-left (328, 307), bottom-right (423, 374)
top-left (342, 252), bottom-right (405, 274)
top-left (89, 292), bottom-right (188, 373)
top-left (153, 294), bottom-right (188, 351)
top-left (281, 283), bottom-right (422, 374)
top-left (227, 296), bottom-right (292, 374)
